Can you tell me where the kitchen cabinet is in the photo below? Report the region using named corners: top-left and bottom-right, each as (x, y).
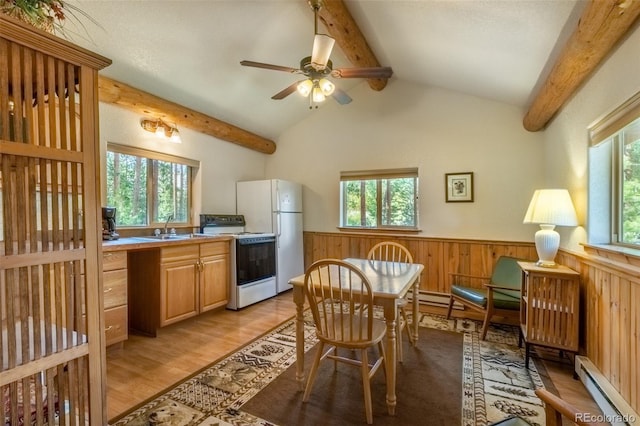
top-left (103, 251), bottom-right (128, 346)
top-left (160, 245), bottom-right (199, 326)
top-left (517, 261), bottom-right (580, 368)
top-left (200, 242), bottom-right (230, 312)
top-left (129, 240), bottom-right (230, 336)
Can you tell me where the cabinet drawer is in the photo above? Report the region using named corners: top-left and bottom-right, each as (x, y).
top-left (161, 244), bottom-right (199, 263)
top-left (103, 251), bottom-right (127, 271)
top-left (104, 269), bottom-right (127, 309)
top-left (200, 241), bottom-right (229, 257)
top-left (105, 305), bottom-right (128, 346)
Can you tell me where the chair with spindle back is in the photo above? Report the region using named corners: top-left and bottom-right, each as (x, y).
top-left (367, 241), bottom-right (415, 363)
top-left (302, 259), bottom-right (387, 425)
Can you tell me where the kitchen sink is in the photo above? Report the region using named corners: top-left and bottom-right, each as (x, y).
top-left (134, 233), bottom-right (209, 241)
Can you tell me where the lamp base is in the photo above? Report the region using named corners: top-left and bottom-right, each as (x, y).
top-left (534, 224), bottom-right (560, 268)
top-left (535, 259), bottom-right (558, 268)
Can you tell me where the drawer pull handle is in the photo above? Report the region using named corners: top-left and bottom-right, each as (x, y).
top-left (105, 326), bottom-right (113, 331)
top-left (104, 287), bottom-right (113, 293)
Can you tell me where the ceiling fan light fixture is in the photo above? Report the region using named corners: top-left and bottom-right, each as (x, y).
top-left (318, 78), bottom-right (335, 96)
top-left (297, 79), bottom-right (313, 97)
top-left (312, 85), bottom-right (326, 103)
top-left (311, 34), bottom-right (335, 70)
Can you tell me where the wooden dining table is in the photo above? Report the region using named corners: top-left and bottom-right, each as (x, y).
top-left (288, 257), bottom-right (424, 415)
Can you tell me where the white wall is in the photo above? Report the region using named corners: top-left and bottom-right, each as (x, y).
top-left (98, 103), bottom-right (266, 218)
top-left (266, 80), bottom-right (545, 242)
top-left (542, 27), bottom-right (640, 253)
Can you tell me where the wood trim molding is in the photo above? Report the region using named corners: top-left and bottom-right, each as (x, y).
top-left (523, 0), bottom-right (640, 132)
top-left (98, 76), bottom-right (277, 155)
top-left (318, 0), bottom-right (389, 91)
top-left (0, 15), bottom-right (111, 70)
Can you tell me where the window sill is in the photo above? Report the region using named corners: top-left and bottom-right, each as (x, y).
top-left (337, 227), bottom-right (422, 235)
top-left (580, 242), bottom-right (640, 269)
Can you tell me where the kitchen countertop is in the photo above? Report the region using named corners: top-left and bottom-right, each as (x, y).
top-left (102, 234), bottom-right (233, 252)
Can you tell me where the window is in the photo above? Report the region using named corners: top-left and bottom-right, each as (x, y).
top-left (340, 168), bottom-right (418, 229)
top-left (588, 92), bottom-right (640, 247)
top-left (106, 143), bottom-right (199, 227)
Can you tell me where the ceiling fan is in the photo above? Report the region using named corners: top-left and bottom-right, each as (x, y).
top-left (240, 0), bottom-right (393, 109)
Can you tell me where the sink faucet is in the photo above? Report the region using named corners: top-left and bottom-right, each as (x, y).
top-left (164, 214), bottom-right (174, 235)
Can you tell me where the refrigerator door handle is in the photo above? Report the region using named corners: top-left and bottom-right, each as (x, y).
top-left (276, 213), bottom-right (282, 246)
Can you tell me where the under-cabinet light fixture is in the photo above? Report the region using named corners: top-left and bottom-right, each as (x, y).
top-left (140, 118), bottom-right (181, 143)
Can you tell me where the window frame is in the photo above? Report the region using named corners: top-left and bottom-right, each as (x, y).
top-left (106, 142), bottom-right (199, 228)
top-left (588, 91), bottom-right (640, 249)
top-left (339, 168), bottom-right (419, 231)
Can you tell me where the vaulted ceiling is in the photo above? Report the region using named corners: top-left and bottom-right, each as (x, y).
top-left (63, 0), bottom-right (640, 153)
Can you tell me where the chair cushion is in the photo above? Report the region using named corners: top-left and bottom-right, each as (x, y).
top-left (490, 256), bottom-right (523, 291)
top-left (451, 285), bottom-right (520, 310)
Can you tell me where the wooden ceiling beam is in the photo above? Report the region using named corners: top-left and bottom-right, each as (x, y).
top-left (317, 0), bottom-right (389, 91)
top-left (98, 76), bottom-right (277, 154)
top-left (523, 0), bottom-right (640, 132)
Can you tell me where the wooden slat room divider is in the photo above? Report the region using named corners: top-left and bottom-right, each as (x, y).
top-left (0, 16), bottom-right (111, 425)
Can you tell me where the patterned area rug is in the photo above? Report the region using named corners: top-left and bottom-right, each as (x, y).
top-left (110, 312), bottom-right (545, 426)
top-left (420, 315), bottom-right (546, 426)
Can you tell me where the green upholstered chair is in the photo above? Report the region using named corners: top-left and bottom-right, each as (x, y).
top-left (446, 256), bottom-right (522, 340)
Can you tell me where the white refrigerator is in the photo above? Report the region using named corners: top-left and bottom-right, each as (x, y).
top-left (236, 179), bottom-right (303, 293)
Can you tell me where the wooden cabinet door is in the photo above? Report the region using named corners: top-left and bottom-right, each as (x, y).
top-left (200, 253), bottom-right (229, 312)
top-left (160, 259), bottom-right (199, 326)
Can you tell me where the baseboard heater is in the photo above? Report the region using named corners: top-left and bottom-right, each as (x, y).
top-left (575, 356), bottom-right (639, 425)
top-left (406, 290), bottom-right (464, 310)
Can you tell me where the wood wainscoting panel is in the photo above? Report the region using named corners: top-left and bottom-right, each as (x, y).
top-left (302, 232), bottom-right (537, 295)
top-left (556, 250), bottom-right (640, 415)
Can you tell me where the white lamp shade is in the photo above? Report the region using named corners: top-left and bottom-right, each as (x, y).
top-left (318, 78), bottom-right (335, 96)
top-left (523, 189), bottom-right (578, 226)
top-left (311, 34), bottom-right (335, 70)
top-left (312, 86), bottom-right (326, 103)
top-left (297, 79), bottom-right (313, 97)
top-left (523, 189), bottom-right (578, 267)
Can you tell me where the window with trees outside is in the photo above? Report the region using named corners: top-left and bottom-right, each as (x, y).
top-left (588, 92), bottom-right (640, 248)
top-left (106, 143), bottom-right (199, 227)
top-left (340, 168), bottom-right (418, 229)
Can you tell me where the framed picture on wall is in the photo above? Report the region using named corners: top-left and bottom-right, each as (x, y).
top-left (445, 172), bottom-right (474, 202)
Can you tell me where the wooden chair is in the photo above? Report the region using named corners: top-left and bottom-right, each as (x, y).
top-left (367, 241), bottom-right (415, 363)
top-left (302, 259), bottom-right (387, 425)
top-left (446, 256), bottom-right (522, 340)
top-left (488, 388), bottom-right (606, 426)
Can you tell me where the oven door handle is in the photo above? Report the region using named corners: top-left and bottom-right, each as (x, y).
top-left (237, 237), bottom-right (276, 245)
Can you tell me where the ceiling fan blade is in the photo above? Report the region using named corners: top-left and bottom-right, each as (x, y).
top-left (311, 34), bottom-right (335, 70)
top-left (331, 66), bottom-right (393, 79)
top-left (271, 81), bottom-right (304, 100)
top-left (240, 60), bottom-right (299, 73)
top-left (331, 88), bottom-right (352, 105)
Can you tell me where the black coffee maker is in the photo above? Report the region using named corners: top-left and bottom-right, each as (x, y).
top-left (102, 207), bottom-right (120, 240)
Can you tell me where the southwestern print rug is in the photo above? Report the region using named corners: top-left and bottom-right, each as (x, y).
top-left (110, 312), bottom-right (546, 426)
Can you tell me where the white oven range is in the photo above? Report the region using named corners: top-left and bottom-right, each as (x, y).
top-left (200, 214), bottom-right (277, 310)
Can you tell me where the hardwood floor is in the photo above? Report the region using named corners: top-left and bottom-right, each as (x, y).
top-left (106, 294), bottom-right (298, 421)
top-left (106, 292), bottom-right (601, 423)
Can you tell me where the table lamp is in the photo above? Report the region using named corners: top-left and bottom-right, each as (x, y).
top-left (523, 189), bottom-right (578, 267)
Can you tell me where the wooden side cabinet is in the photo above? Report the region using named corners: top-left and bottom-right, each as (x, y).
top-left (517, 261), bottom-right (580, 368)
